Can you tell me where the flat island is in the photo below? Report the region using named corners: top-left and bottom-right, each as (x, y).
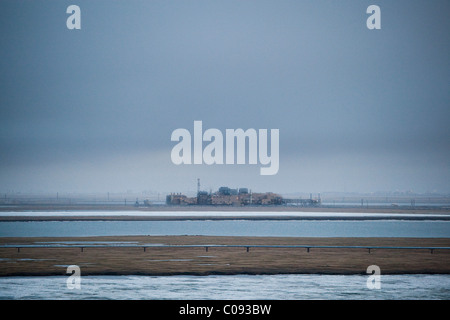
top-left (1, 236), bottom-right (449, 276)
top-left (1, 205), bottom-right (449, 276)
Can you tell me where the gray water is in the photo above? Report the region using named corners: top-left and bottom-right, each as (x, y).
top-left (0, 220), bottom-right (449, 238)
top-left (0, 274), bottom-right (449, 300)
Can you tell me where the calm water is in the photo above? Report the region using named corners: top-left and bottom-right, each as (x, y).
top-left (0, 274), bottom-right (449, 300)
top-left (0, 220), bottom-right (449, 238)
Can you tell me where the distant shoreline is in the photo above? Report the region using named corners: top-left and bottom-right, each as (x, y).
top-left (0, 204), bottom-right (449, 221)
top-left (1, 204), bottom-right (449, 213)
top-left (1, 214), bottom-right (450, 222)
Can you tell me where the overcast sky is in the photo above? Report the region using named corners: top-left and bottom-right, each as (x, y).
top-left (0, 0), bottom-right (449, 195)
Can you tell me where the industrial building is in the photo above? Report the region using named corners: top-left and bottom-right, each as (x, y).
top-left (166, 188), bottom-right (283, 206)
top-left (165, 179), bottom-right (319, 207)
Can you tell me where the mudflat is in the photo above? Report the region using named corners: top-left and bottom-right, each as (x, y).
top-left (0, 236), bottom-right (449, 276)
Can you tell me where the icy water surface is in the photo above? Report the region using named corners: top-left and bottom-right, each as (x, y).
top-left (0, 274), bottom-right (449, 300)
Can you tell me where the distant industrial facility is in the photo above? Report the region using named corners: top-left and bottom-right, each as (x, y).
top-left (166, 179), bottom-right (321, 207)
